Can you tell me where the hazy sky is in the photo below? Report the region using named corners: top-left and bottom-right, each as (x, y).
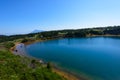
top-left (0, 0), bottom-right (120, 34)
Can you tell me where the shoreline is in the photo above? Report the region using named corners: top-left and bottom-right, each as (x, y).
top-left (22, 34), bottom-right (120, 46)
top-left (52, 64), bottom-right (89, 80)
top-left (53, 67), bottom-right (81, 80)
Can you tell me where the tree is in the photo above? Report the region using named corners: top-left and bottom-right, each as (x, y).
top-left (47, 62), bottom-right (52, 71)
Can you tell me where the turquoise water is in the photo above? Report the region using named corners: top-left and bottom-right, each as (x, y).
top-left (26, 37), bottom-right (120, 80)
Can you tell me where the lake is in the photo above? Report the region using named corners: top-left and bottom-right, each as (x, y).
top-left (26, 37), bottom-right (120, 80)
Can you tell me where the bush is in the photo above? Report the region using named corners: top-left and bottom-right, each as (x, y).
top-left (47, 62), bottom-right (52, 71)
top-left (21, 39), bottom-right (28, 43)
top-left (4, 42), bottom-right (15, 49)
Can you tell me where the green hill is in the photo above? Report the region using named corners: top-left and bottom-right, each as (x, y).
top-left (0, 50), bottom-right (66, 80)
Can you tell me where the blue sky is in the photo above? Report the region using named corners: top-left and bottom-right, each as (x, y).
top-left (0, 0), bottom-right (120, 35)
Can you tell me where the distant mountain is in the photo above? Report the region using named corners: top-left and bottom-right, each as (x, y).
top-left (31, 30), bottom-right (44, 33)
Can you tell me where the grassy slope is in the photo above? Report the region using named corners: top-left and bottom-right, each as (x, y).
top-left (0, 50), bottom-right (66, 80)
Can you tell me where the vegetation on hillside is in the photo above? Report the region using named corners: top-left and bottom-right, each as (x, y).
top-left (0, 50), bottom-right (66, 80)
top-left (0, 26), bottom-right (120, 43)
top-left (4, 42), bottom-right (15, 49)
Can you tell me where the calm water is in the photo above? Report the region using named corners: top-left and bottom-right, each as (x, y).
top-left (26, 37), bottom-right (120, 80)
